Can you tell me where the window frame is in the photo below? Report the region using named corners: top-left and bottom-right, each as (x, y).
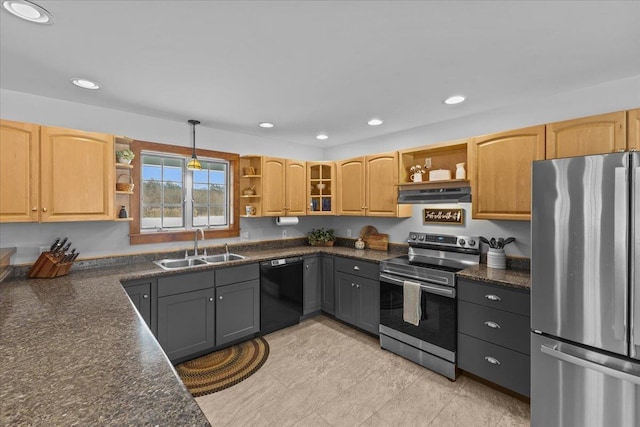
top-left (129, 139), bottom-right (239, 245)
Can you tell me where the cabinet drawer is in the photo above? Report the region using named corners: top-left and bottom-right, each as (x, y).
top-left (458, 300), bottom-right (530, 354)
top-left (458, 333), bottom-right (530, 397)
top-left (458, 278), bottom-right (530, 316)
top-left (158, 270), bottom-right (214, 297)
top-left (215, 263), bottom-right (259, 286)
top-left (335, 257), bottom-right (378, 280)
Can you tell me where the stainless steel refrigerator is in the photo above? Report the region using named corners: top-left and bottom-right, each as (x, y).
top-left (531, 151), bottom-right (640, 427)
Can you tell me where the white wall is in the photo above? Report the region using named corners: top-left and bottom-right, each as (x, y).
top-left (2, 75), bottom-right (639, 264)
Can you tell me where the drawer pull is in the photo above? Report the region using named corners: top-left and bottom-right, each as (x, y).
top-left (353, 266), bottom-right (360, 271)
top-left (485, 294), bottom-right (501, 301)
top-left (484, 321), bottom-right (501, 329)
top-left (484, 356), bottom-right (501, 365)
top-left (143, 294), bottom-right (149, 299)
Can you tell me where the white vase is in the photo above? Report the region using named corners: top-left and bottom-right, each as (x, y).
top-left (118, 157), bottom-right (132, 165)
top-left (455, 162), bottom-right (466, 180)
top-left (487, 248), bottom-right (506, 269)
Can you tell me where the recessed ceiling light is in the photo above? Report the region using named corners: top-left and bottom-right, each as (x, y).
top-left (259, 122), bottom-right (274, 128)
top-left (367, 118), bottom-right (383, 126)
top-left (2, 0), bottom-right (52, 24)
top-left (71, 78), bottom-right (101, 90)
top-left (316, 134), bottom-right (328, 140)
top-left (444, 95), bottom-right (466, 105)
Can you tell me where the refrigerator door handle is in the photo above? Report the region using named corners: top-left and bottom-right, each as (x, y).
top-left (632, 159), bottom-right (640, 355)
top-left (541, 344), bottom-right (640, 385)
top-left (613, 166), bottom-right (628, 341)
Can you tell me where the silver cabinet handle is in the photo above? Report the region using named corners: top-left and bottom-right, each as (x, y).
top-left (31, 206), bottom-right (37, 211)
top-left (541, 344), bottom-right (640, 385)
top-left (42, 207), bottom-right (47, 212)
top-left (351, 283), bottom-right (355, 287)
top-left (356, 284), bottom-right (360, 288)
top-left (353, 266), bottom-right (360, 271)
top-left (485, 294), bottom-right (501, 301)
top-left (484, 356), bottom-right (501, 365)
top-left (209, 297), bottom-right (214, 301)
top-left (306, 265), bottom-right (310, 269)
top-left (484, 321), bottom-right (501, 329)
top-left (219, 296), bottom-right (223, 300)
top-left (143, 294), bottom-right (148, 299)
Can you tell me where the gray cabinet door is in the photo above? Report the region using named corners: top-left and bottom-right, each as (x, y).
top-left (356, 276), bottom-right (380, 335)
top-left (122, 277), bottom-right (157, 334)
top-left (303, 256), bottom-right (321, 315)
top-left (124, 282), bottom-right (152, 330)
top-left (321, 256), bottom-right (335, 314)
top-left (335, 272), bottom-right (357, 325)
top-left (158, 287), bottom-right (215, 362)
top-left (216, 279), bottom-right (260, 347)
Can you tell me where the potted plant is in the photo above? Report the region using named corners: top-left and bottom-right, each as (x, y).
top-left (308, 227), bottom-right (336, 246)
top-left (116, 149), bottom-right (135, 164)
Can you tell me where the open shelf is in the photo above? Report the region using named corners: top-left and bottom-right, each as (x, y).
top-left (114, 217), bottom-right (134, 222)
top-left (116, 163), bottom-right (133, 169)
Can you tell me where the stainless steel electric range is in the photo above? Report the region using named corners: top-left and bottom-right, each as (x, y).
top-left (379, 232), bottom-right (480, 380)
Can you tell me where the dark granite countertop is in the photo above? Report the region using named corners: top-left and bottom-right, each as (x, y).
top-left (457, 264), bottom-right (531, 290)
top-left (0, 245), bottom-right (395, 425)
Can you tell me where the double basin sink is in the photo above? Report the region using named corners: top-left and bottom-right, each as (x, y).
top-left (154, 253), bottom-right (245, 271)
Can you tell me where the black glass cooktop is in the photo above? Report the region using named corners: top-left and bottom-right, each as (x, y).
top-left (382, 255), bottom-right (466, 273)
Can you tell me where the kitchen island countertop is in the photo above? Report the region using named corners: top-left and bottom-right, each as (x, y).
top-left (0, 245), bottom-right (394, 425)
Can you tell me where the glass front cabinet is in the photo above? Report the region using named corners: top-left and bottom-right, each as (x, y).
top-left (307, 162), bottom-right (335, 215)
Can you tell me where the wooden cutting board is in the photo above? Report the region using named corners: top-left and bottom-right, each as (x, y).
top-left (368, 233), bottom-right (389, 251)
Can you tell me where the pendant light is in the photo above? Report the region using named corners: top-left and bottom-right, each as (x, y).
top-left (186, 119), bottom-right (202, 171)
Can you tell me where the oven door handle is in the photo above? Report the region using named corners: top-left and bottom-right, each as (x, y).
top-left (379, 273), bottom-right (455, 298)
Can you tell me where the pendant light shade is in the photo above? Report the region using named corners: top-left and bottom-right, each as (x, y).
top-left (186, 119), bottom-right (202, 171)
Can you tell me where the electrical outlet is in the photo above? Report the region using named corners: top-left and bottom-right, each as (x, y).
top-left (39, 245), bottom-right (49, 254)
top-left (347, 228), bottom-right (352, 238)
top-left (240, 231), bottom-right (249, 242)
top-left (282, 229), bottom-right (288, 238)
top-left (424, 158), bottom-right (432, 169)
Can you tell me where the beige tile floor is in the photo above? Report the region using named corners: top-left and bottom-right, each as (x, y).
top-left (196, 315), bottom-right (530, 427)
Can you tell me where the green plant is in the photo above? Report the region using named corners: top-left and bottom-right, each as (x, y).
top-left (116, 149), bottom-right (135, 160)
top-left (308, 227), bottom-right (335, 244)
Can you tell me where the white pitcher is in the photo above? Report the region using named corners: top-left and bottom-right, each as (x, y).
top-left (455, 162), bottom-right (466, 180)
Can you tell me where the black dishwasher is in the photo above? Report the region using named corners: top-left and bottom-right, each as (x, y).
top-left (260, 257), bottom-right (304, 335)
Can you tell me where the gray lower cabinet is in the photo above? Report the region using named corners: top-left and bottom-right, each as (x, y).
top-left (216, 279), bottom-right (260, 346)
top-left (321, 256), bottom-right (335, 315)
top-left (122, 277), bottom-right (157, 334)
top-left (457, 277), bottom-right (531, 397)
top-left (303, 256), bottom-right (321, 315)
top-left (157, 271), bottom-right (215, 362)
top-left (335, 258), bottom-right (380, 335)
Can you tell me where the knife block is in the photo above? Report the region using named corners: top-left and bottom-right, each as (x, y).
top-left (28, 252), bottom-right (75, 278)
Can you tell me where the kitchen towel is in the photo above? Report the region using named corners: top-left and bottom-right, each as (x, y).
top-left (403, 280), bottom-right (422, 326)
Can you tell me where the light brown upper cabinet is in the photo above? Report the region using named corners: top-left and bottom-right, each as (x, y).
top-left (0, 119), bottom-right (40, 222)
top-left (469, 125), bottom-right (545, 221)
top-left (262, 157), bottom-right (306, 216)
top-left (1, 120), bottom-right (114, 223)
top-left (40, 126), bottom-right (114, 221)
top-left (628, 108), bottom-right (640, 151)
top-left (336, 152), bottom-right (410, 217)
top-left (307, 161), bottom-right (335, 215)
top-left (546, 111), bottom-right (626, 159)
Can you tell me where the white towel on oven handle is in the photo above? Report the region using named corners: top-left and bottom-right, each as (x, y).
top-left (403, 280), bottom-right (422, 326)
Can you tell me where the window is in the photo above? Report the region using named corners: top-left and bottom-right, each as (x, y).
top-left (129, 140), bottom-right (239, 245)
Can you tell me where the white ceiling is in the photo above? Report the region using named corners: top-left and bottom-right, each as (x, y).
top-left (1, 1), bottom-right (639, 147)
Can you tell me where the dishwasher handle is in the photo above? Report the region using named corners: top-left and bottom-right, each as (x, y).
top-left (260, 257), bottom-right (303, 269)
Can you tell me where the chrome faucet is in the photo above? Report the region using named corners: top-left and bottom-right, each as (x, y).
top-left (224, 242), bottom-right (229, 255)
top-left (193, 228), bottom-right (205, 256)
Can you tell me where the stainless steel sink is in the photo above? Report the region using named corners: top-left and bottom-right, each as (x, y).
top-left (154, 253), bottom-right (245, 270)
top-left (200, 253), bottom-right (245, 263)
top-left (154, 258), bottom-right (209, 270)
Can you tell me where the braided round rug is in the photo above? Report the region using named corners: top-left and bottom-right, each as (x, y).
top-left (175, 336), bottom-right (269, 397)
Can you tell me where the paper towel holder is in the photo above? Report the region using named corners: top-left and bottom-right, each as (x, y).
top-left (276, 216), bottom-right (299, 226)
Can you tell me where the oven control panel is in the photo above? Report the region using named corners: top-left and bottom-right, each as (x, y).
top-left (408, 232), bottom-right (479, 250)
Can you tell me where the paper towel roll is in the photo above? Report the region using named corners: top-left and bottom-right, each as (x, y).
top-left (276, 216), bottom-right (299, 226)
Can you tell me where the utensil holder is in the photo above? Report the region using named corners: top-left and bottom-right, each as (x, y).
top-left (487, 248), bottom-right (506, 269)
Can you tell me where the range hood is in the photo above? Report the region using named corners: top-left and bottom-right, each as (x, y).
top-left (397, 182), bottom-right (472, 204)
